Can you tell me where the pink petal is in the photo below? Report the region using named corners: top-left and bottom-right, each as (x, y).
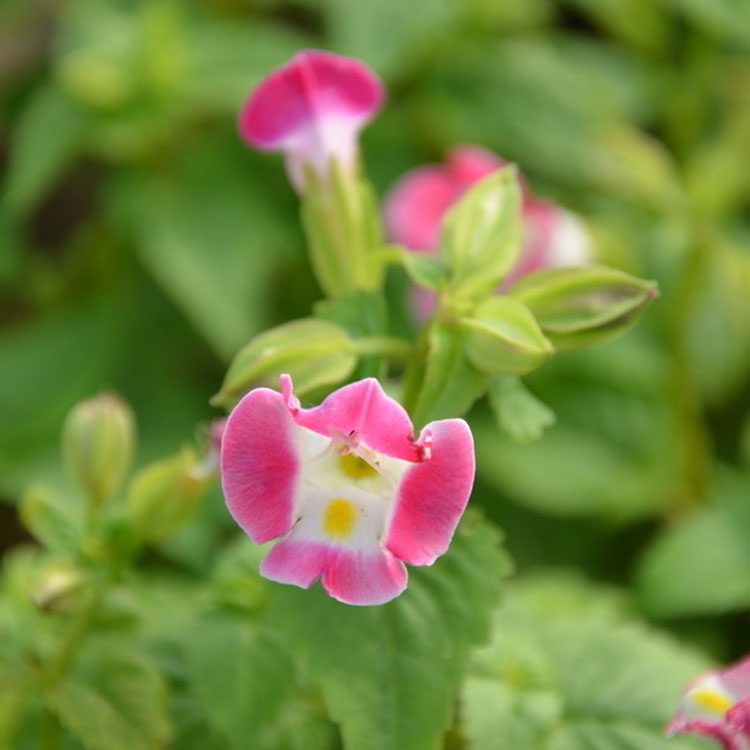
top-left (667, 719), bottom-right (740, 750)
top-left (383, 164), bottom-right (457, 251)
top-left (322, 548), bottom-right (407, 606)
top-left (385, 419), bottom-right (475, 566)
top-left (722, 658), bottom-right (750, 699)
top-left (260, 538), bottom-right (330, 589)
top-left (446, 145), bottom-right (506, 190)
top-left (221, 388), bottom-right (300, 544)
top-left (239, 49), bottom-right (383, 150)
top-left (288, 377), bottom-right (421, 462)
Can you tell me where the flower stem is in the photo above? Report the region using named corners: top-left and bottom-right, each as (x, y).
top-left (353, 336), bottom-right (414, 362)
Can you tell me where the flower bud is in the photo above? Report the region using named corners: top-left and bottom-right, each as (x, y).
top-left (440, 167), bottom-right (523, 300)
top-left (33, 561), bottom-right (86, 612)
top-left (126, 447), bottom-right (207, 544)
top-left (508, 265), bottom-right (658, 351)
top-left (212, 318), bottom-right (356, 409)
top-left (460, 297), bottom-right (554, 376)
top-left (62, 393), bottom-right (135, 504)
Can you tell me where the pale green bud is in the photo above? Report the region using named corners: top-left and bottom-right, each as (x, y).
top-left (33, 561), bottom-right (86, 612)
top-left (126, 447), bottom-right (207, 543)
top-left (461, 296), bottom-right (554, 376)
top-left (62, 393), bottom-right (135, 504)
top-left (212, 318), bottom-right (356, 409)
top-left (508, 265), bottom-right (658, 351)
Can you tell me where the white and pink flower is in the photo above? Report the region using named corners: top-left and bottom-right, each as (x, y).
top-left (668, 657), bottom-right (750, 749)
top-left (238, 49), bottom-right (384, 191)
top-left (220, 375), bottom-right (475, 606)
top-left (384, 145), bottom-right (590, 317)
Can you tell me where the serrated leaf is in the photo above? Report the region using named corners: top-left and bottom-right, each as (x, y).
top-left (462, 576), bottom-right (709, 750)
top-left (48, 652), bottom-right (171, 750)
top-left (185, 615), bottom-right (296, 750)
top-left (268, 517), bottom-right (509, 750)
top-left (411, 323), bottom-right (487, 429)
top-left (487, 376), bottom-right (556, 443)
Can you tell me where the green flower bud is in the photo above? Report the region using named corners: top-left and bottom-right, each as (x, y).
top-left (508, 265), bottom-right (658, 351)
top-left (62, 393), bottom-right (135, 504)
top-left (440, 167), bottom-right (522, 300)
top-left (126, 447), bottom-right (207, 543)
top-left (212, 318), bottom-right (356, 409)
top-left (33, 561), bottom-right (86, 612)
top-left (461, 297), bottom-right (554, 376)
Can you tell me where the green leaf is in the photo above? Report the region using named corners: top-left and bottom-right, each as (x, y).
top-left (268, 517), bottom-right (509, 750)
top-left (315, 291), bottom-right (388, 380)
top-left (460, 296), bottom-right (554, 376)
top-left (487, 376), bottom-right (556, 443)
top-left (19, 484), bottom-right (83, 554)
top-left (508, 265), bottom-right (658, 351)
top-left (2, 85), bottom-right (90, 217)
top-left (388, 247), bottom-right (445, 290)
top-left (473, 415), bottom-right (672, 522)
top-left (440, 168), bottom-right (522, 300)
top-left (185, 615), bottom-right (296, 750)
top-left (111, 140), bottom-right (294, 360)
top-left (411, 323), bottom-right (487, 429)
top-left (461, 575), bottom-right (709, 750)
top-left (213, 318), bottom-right (356, 409)
top-left (48, 652), bottom-right (171, 750)
top-left (636, 472), bottom-right (750, 618)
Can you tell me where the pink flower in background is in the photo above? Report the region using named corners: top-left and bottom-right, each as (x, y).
top-left (220, 375), bottom-right (475, 606)
top-left (668, 657), bottom-right (750, 749)
top-left (238, 50), bottom-right (384, 191)
top-left (384, 145), bottom-right (590, 317)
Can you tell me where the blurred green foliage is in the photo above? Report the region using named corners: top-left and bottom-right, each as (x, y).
top-left (1, 0), bottom-right (749, 747)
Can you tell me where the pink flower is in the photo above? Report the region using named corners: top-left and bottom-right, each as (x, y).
top-left (384, 145), bottom-right (590, 316)
top-left (220, 375), bottom-right (475, 606)
top-left (668, 657), bottom-right (750, 749)
top-left (238, 50), bottom-right (384, 191)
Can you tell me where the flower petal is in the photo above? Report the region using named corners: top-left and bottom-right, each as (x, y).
top-left (288, 377), bottom-right (421, 462)
top-left (721, 658), bottom-right (750, 699)
top-left (384, 165), bottom-right (456, 251)
top-left (239, 49), bottom-right (383, 150)
top-left (221, 388), bottom-right (300, 544)
top-left (260, 538), bottom-right (330, 589)
top-left (322, 548), bottom-right (407, 606)
top-left (385, 419), bottom-right (475, 566)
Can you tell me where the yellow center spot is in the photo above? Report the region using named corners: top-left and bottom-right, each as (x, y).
top-left (323, 498), bottom-right (358, 538)
top-left (691, 689), bottom-right (733, 716)
top-left (338, 453), bottom-right (377, 479)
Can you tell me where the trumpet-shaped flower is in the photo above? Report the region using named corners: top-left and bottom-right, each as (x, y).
top-left (384, 145), bottom-right (590, 291)
top-left (238, 50), bottom-right (384, 191)
top-left (220, 375), bottom-right (475, 606)
top-left (668, 657), bottom-right (750, 749)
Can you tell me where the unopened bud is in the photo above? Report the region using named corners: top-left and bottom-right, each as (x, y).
top-left (508, 265), bottom-right (658, 351)
top-left (62, 393), bottom-right (135, 504)
top-left (126, 447), bottom-right (207, 543)
top-left (212, 318), bottom-right (356, 409)
top-left (33, 561), bottom-right (86, 612)
top-left (461, 297), bottom-right (554, 376)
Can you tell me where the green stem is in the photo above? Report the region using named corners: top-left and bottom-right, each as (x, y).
top-left (665, 225), bottom-right (713, 508)
top-left (45, 585), bottom-right (102, 688)
top-left (353, 336), bottom-right (414, 363)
